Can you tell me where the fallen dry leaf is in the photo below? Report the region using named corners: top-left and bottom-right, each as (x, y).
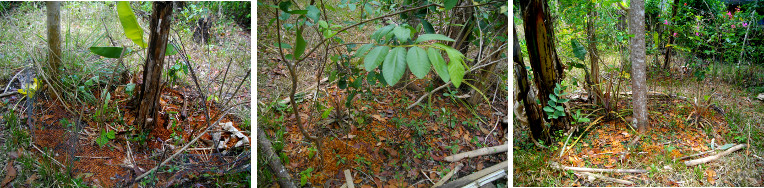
top-left (705, 168), bottom-right (716, 185)
top-left (2, 159), bottom-right (17, 187)
top-left (371, 114), bottom-right (386, 122)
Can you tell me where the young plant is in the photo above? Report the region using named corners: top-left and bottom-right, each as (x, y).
top-left (543, 83), bottom-right (569, 120)
top-left (95, 128), bottom-right (116, 148)
top-left (299, 167), bottom-right (314, 186)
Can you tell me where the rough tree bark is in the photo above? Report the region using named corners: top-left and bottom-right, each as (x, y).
top-left (663, 0), bottom-right (677, 69)
top-left (628, 0), bottom-right (648, 132)
top-left (514, 26), bottom-right (546, 142)
top-left (520, 0), bottom-right (569, 134)
top-left (46, 2), bottom-right (61, 76)
top-left (586, 1), bottom-right (602, 105)
top-left (137, 2), bottom-right (173, 131)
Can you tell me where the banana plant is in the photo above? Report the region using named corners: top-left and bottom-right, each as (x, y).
top-left (89, 2), bottom-right (176, 58)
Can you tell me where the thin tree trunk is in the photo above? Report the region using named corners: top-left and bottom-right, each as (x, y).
top-left (587, 2), bottom-right (602, 105)
top-left (662, 0), bottom-right (677, 69)
top-left (137, 2), bottom-right (173, 131)
top-left (514, 26), bottom-right (546, 142)
top-left (520, 0), bottom-right (569, 135)
top-left (46, 2), bottom-right (61, 76)
top-left (628, 0), bottom-right (649, 132)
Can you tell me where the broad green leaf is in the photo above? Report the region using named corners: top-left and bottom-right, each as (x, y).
top-left (354, 43), bottom-right (373, 58)
top-left (415, 34), bottom-right (455, 43)
top-left (364, 46), bottom-right (389, 71)
top-left (543, 106), bottom-right (554, 112)
top-left (421, 19), bottom-right (435, 34)
top-left (550, 94), bottom-right (557, 102)
top-left (427, 48), bottom-right (449, 82)
top-left (107, 130), bottom-right (115, 139)
top-left (393, 26), bottom-right (411, 43)
top-left (278, 1), bottom-right (292, 13)
top-left (559, 98), bottom-right (569, 103)
top-left (165, 44), bottom-right (177, 56)
top-left (555, 106), bottom-right (564, 112)
top-left (366, 71), bottom-right (377, 85)
top-left (117, 2), bottom-right (147, 48)
top-left (89, 47), bottom-right (124, 58)
top-left (556, 110), bottom-right (566, 117)
top-left (318, 20), bottom-right (328, 29)
top-left (447, 55), bottom-right (465, 87)
top-left (571, 39), bottom-right (587, 61)
top-left (382, 47), bottom-right (407, 86)
top-left (548, 100), bottom-right (555, 107)
top-left (306, 5), bottom-right (320, 22)
top-left (294, 26), bottom-right (306, 60)
top-left (372, 25), bottom-right (394, 41)
top-left (444, 0), bottom-right (458, 11)
top-left (406, 46), bottom-right (430, 79)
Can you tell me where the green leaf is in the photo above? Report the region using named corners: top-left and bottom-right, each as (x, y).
top-left (366, 71), bottom-right (377, 85)
top-left (427, 48), bottom-right (449, 83)
top-left (718, 143), bottom-right (735, 150)
top-left (447, 55), bottom-right (465, 87)
top-left (547, 100), bottom-right (555, 107)
top-left (557, 111), bottom-right (566, 117)
top-left (421, 19), bottom-right (435, 34)
top-left (364, 46), bottom-right (389, 71)
top-left (543, 106), bottom-right (554, 112)
top-left (558, 98), bottom-right (569, 103)
top-left (444, 0), bottom-right (458, 11)
top-left (372, 25), bottom-right (394, 41)
top-left (116, 2), bottom-right (147, 48)
top-left (580, 117), bottom-right (590, 122)
top-left (294, 26), bottom-right (306, 60)
top-left (393, 25), bottom-right (411, 43)
top-left (89, 47), bottom-right (124, 58)
top-left (321, 107), bottom-right (333, 119)
top-left (354, 43), bottom-right (373, 58)
top-left (406, 46), bottom-right (430, 79)
top-left (107, 130), bottom-right (116, 139)
top-left (306, 5), bottom-right (320, 22)
top-left (318, 20), bottom-right (328, 29)
top-left (415, 34), bottom-right (455, 43)
top-left (165, 44), bottom-right (177, 56)
top-left (555, 106), bottom-right (564, 112)
top-left (276, 42), bottom-right (292, 49)
top-left (278, 1), bottom-right (292, 13)
top-left (382, 47), bottom-right (407, 86)
top-left (550, 94), bottom-right (558, 102)
top-left (571, 39), bottom-right (587, 61)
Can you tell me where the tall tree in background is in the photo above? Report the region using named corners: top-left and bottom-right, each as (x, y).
top-left (46, 2), bottom-right (61, 76)
top-left (137, 2), bottom-right (173, 131)
top-left (628, 0), bottom-right (648, 132)
top-left (520, 0), bottom-right (569, 140)
top-left (663, 0), bottom-right (677, 69)
top-left (586, 1), bottom-right (603, 105)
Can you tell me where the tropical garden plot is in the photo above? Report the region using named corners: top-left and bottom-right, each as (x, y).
top-left (257, 0), bottom-right (508, 187)
top-left (0, 2), bottom-right (251, 187)
top-left (513, 0), bottom-right (764, 186)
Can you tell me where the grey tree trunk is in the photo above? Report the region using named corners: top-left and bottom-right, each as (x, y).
top-left (137, 2), bottom-right (173, 131)
top-left (46, 2), bottom-right (61, 75)
top-left (628, 0), bottom-right (648, 132)
top-left (587, 2), bottom-right (602, 105)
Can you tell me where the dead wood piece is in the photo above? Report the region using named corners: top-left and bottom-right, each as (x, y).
top-left (432, 163), bottom-right (463, 188)
top-left (438, 160), bottom-right (508, 188)
top-left (0, 91), bottom-right (18, 98)
top-left (257, 127), bottom-right (297, 188)
top-left (445, 144), bottom-right (507, 162)
top-left (550, 162), bottom-right (647, 173)
top-left (344, 169), bottom-right (355, 188)
top-left (581, 172), bottom-right (634, 185)
top-left (278, 77), bottom-right (328, 105)
top-left (685, 144), bottom-right (747, 166)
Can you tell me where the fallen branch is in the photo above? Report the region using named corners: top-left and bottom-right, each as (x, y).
top-left (684, 144), bottom-right (747, 166)
top-left (673, 149), bottom-right (719, 162)
top-left (257, 127), bottom-right (297, 188)
top-left (550, 162), bottom-right (647, 173)
top-left (432, 163), bottom-right (463, 187)
top-left (0, 91), bottom-right (18, 98)
top-left (344, 169), bottom-right (355, 188)
top-left (438, 160), bottom-right (508, 188)
top-left (581, 172), bottom-right (634, 185)
top-left (445, 144), bottom-right (507, 162)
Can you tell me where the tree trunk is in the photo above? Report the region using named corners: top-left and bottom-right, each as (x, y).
top-left (520, 0), bottom-right (569, 133)
top-left (514, 26), bottom-right (546, 142)
top-left (587, 2), bottom-right (602, 105)
top-left (137, 2), bottom-right (173, 131)
top-left (46, 2), bottom-right (61, 76)
top-left (628, 0), bottom-right (649, 132)
top-left (662, 0), bottom-right (677, 69)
